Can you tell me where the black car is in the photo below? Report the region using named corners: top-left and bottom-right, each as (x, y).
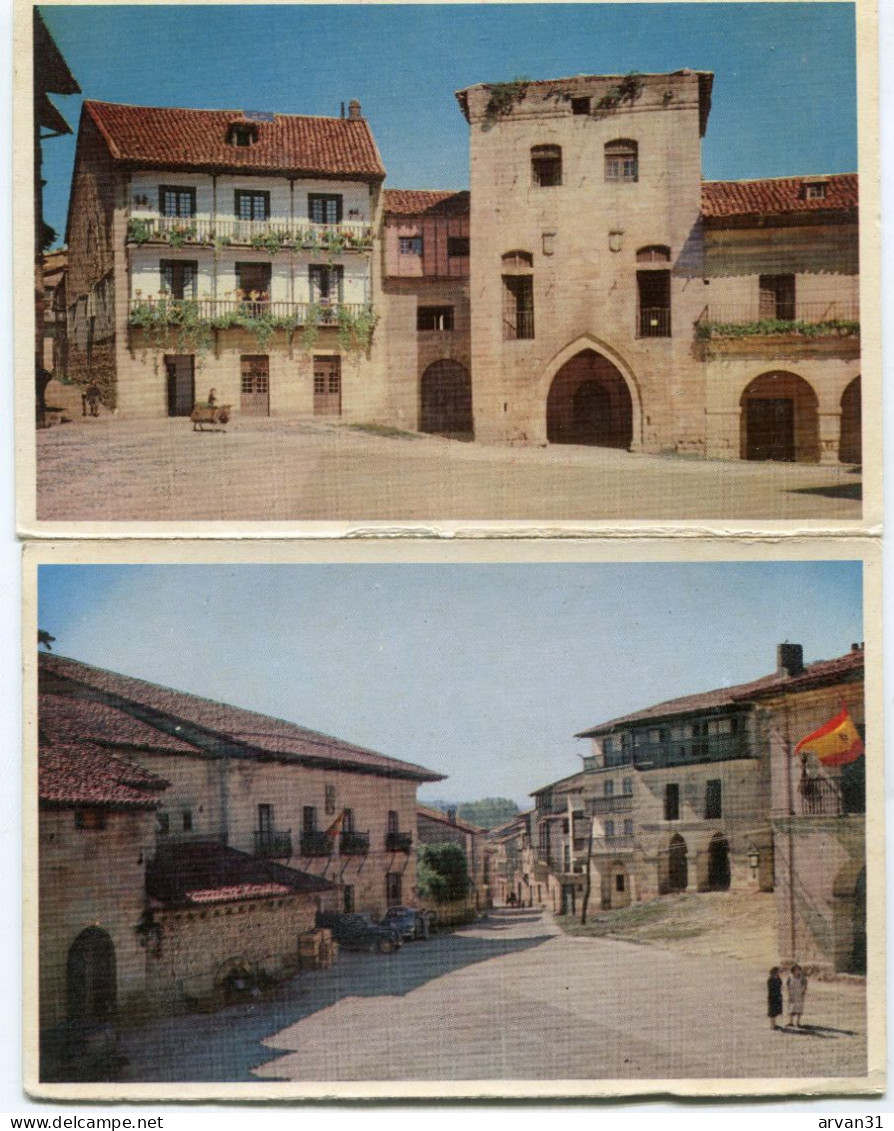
top-left (316, 911), bottom-right (402, 953)
top-left (381, 905), bottom-right (436, 940)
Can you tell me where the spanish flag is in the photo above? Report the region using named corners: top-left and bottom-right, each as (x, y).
top-left (795, 708), bottom-right (864, 766)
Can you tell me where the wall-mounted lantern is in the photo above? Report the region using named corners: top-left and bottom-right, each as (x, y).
top-left (747, 845), bottom-right (760, 880)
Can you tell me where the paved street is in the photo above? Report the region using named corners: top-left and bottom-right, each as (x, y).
top-left (117, 909), bottom-right (867, 1083)
top-left (34, 417), bottom-right (862, 523)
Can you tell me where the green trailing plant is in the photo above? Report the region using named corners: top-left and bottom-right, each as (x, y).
top-left (300, 303), bottom-right (321, 351)
top-left (484, 77), bottom-right (530, 120)
top-left (128, 298), bottom-right (213, 356)
top-left (250, 229), bottom-right (289, 255)
top-left (336, 304), bottom-right (378, 355)
top-left (596, 73), bottom-right (644, 111)
top-left (697, 317), bottom-right (860, 341)
top-left (212, 233), bottom-right (232, 251)
top-left (165, 224), bottom-right (197, 250)
top-left (126, 218), bottom-right (153, 245)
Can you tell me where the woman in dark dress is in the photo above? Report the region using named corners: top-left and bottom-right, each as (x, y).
top-left (767, 967), bottom-right (783, 1029)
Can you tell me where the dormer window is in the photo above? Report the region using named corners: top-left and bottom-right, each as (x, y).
top-left (803, 180), bottom-right (828, 200)
top-left (227, 120), bottom-right (258, 147)
top-left (531, 145), bottom-right (562, 187)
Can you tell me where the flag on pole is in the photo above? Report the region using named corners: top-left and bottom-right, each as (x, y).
top-left (794, 708), bottom-right (864, 766)
top-left (325, 810), bottom-right (346, 837)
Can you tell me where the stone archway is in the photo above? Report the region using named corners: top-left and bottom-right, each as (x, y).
top-left (740, 371), bottom-right (819, 462)
top-left (706, 833), bottom-right (731, 891)
top-left (546, 349), bottom-right (633, 448)
top-left (420, 359), bottom-right (473, 438)
top-left (67, 927), bottom-right (117, 1022)
top-left (839, 377), bottom-right (861, 464)
top-left (659, 833), bottom-right (688, 894)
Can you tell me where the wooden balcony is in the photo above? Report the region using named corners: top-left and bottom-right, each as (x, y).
top-left (253, 829), bottom-right (292, 859)
top-left (588, 795), bottom-right (634, 815)
top-left (385, 831), bottom-right (413, 853)
top-left (696, 301), bottom-right (860, 359)
top-left (126, 215), bottom-right (374, 253)
top-left (339, 830), bottom-right (371, 856)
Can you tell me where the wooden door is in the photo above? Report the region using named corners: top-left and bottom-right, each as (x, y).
top-left (240, 355), bottom-right (270, 416)
top-left (746, 398), bottom-right (795, 461)
top-left (165, 355), bottom-right (194, 416)
top-left (313, 355), bottom-right (341, 416)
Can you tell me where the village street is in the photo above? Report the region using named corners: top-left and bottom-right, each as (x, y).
top-left (35, 417), bottom-right (861, 523)
top-left (117, 908), bottom-right (867, 1084)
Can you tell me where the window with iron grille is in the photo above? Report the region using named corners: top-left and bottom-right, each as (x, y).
top-left (447, 236), bottom-right (469, 257)
top-left (605, 139), bottom-right (639, 182)
top-left (159, 186), bottom-right (196, 218)
top-left (235, 189), bottom-right (270, 221)
top-left (502, 275), bottom-right (534, 340)
top-left (417, 306), bottom-right (454, 331)
top-left (399, 236), bottom-right (423, 256)
top-left (531, 145), bottom-right (562, 187)
top-left (241, 356), bottom-right (269, 395)
top-left (309, 194), bottom-right (343, 224)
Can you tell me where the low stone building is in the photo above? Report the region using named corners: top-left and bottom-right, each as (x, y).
top-left (37, 651), bottom-right (444, 1073)
top-left (416, 804), bottom-right (489, 909)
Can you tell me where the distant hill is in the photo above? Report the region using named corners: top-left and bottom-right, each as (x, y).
top-left (456, 798), bottom-right (520, 830)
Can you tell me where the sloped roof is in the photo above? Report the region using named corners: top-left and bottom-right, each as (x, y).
top-left (416, 804), bottom-right (485, 835)
top-left (40, 740), bottom-right (168, 810)
top-left (40, 653), bottom-right (444, 782)
top-left (82, 100), bottom-right (386, 180)
top-left (146, 840), bottom-right (333, 908)
top-left (40, 692), bottom-right (201, 755)
top-left (576, 647), bottom-right (864, 736)
top-left (702, 174), bottom-right (858, 221)
top-left (384, 190), bottom-right (470, 217)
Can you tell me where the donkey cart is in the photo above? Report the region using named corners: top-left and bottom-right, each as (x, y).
top-left (190, 404), bottom-right (231, 432)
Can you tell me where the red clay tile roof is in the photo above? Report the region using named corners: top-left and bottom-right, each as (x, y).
top-left (40, 653), bottom-right (444, 782)
top-left (40, 692), bottom-right (201, 754)
top-left (416, 804), bottom-right (485, 834)
top-left (702, 175), bottom-right (858, 221)
top-left (146, 840), bottom-right (333, 908)
top-left (577, 648), bottom-right (863, 736)
top-left (82, 100), bottom-right (385, 180)
top-left (40, 740), bottom-right (168, 809)
top-left (384, 190), bottom-right (470, 217)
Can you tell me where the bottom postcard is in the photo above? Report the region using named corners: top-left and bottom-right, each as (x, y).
top-left (22, 539), bottom-right (885, 1100)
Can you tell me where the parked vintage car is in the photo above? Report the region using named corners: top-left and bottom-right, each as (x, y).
top-left (381, 905), bottom-right (436, 941)
top-left (316, 911), bottom-right (402, 953)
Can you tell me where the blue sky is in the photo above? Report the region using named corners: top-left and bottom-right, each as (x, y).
top-left (38, 3), bottom-right (858, 246)
top-left (38, 561), bottom-right (863, 805)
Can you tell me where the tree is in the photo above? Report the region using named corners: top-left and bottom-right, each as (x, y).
top-left (417, 843), bottom-right (471, 902)
top-left (456, 797), bottom-right (519, 830)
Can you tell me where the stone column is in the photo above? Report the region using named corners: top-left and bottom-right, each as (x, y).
top-left (818, 409), bottom-right (842, 465)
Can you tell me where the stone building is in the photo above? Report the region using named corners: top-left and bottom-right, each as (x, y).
top-left (454, 71), bottom-right (859, 461)
top-left (63, 99), bottom-right (386, 417)
top-left (416, 804), bottom-right (490, 908)
top-left (749, 645), bottom-right (866, 974)
top-left (486, 810), bottom-right (536, 907)
top-left (37, 651), bottom-right (444, 1066)
top-left (532, 643), bottom-right (864, 921)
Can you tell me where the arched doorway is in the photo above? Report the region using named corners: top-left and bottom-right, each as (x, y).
top-left (706, 834), bottom-right (731, 891)
top-left (547, 349), bottom-right (633, 448)
top-left (420, 360), bottom-right (473, 438)
top-left (840, 377), bottom-right (861, 464)
top-left (67, 928), bottom-right (117, 1021)
top-left (667, 834), bottom-right (688, 893)
top-left (740, 371), bottom-right (819, 462)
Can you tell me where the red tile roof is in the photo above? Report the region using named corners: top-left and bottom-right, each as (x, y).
top-left (40, 740), bottom-right (168, 809)
top-left (83, 100), bottom-right (385, 180)
top-left (40, 653), bottom-right (444, 783)
top-left (146, 840), bottom-right (333, 908)
top-left (40, 692), bottom-right (201, 754)
top-left (384, 190), bottom-right (470, 217)
top-left (702, 175), bottom-right (858, 221)
top-left (577, 648), bottom-right (863, 736)
top-left (416, 804), bottom-right (485, 834)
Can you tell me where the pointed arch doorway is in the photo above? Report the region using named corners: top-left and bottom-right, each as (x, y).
top-left (546, 349), bottom-right (633, 449)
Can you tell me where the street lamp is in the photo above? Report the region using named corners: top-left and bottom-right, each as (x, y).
top-left (747, 844), bottom-right (760, 880)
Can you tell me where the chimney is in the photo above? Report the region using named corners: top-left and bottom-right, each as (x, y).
top-left (851, 642), bottom-right (863, 652)
top-left (340, 101), bottom-right (345, 119)
top-left (447, 806), bottom-right (457, 824)
top-left (777, 643), bottom-right (804, 677)
top-left (347, 98), bottom-right (363, 120)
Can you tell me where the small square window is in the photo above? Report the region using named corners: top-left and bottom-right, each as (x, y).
top-left (75, 807), bottom-right (107, 831)
top-left (447, 236), bottom-right (469, 257)
top-left (571, 97), bottom-right (590, 116)
top-left (399, 237), bottom-right (423, 256)
top-left (804, 182), bottom-right (827, 200)
top-left (417, 306), bottom-right (454, 331)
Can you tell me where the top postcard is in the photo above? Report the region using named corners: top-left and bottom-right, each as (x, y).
top-left (17, 1), bottom-right (880, 534)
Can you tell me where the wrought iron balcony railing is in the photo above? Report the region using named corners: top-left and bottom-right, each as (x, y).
top-left (253, 829), bottom-right (292, 859)
top-left (300, 830), bottom-right (334, 857)
top-left (339, 830), bottom-right (370, 856)
top-left (385, 831), bottom-right (413, 853)
top-left (696, 301), bottom-right (860, 340)
top-left (638, 307), bottom-right (672, 338)
top-left (129, 297), bottom-right (372, 328)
